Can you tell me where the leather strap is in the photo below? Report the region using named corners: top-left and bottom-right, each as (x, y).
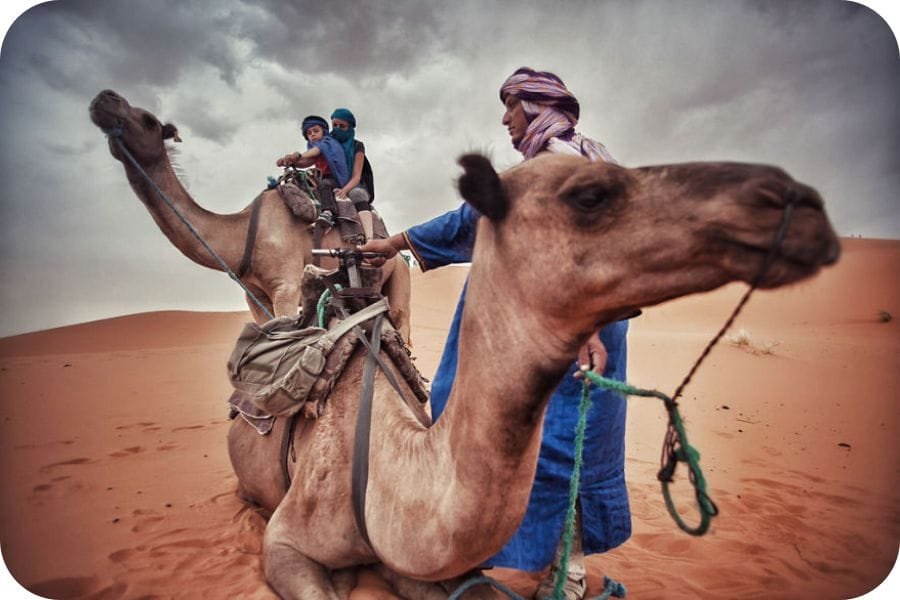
top-left (351, 313), bottom-right (383, 548)
top-left (237, 193), bottom-right (263, 279)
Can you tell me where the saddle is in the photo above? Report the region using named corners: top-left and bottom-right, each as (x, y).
top-left (273, 169), bottom-right (389, 244)
top-left (227, 264), bottom-right (428, 435)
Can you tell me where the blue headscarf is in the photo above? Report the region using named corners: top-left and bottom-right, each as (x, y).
top-left (301, 115), bottom-right (329, 139)
top-left (300, 115), bottom-right (350, 186)
top-left (330, 108), bottom-right (358, 174)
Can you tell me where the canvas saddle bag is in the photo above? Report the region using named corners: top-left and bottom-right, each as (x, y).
top-left (227, 298), bottom-right (390, 417)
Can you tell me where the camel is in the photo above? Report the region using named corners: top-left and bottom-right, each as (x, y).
top-left (88, 89), bottom-right (411, 339)
top-left (225, 151), bottom-right (840, 599)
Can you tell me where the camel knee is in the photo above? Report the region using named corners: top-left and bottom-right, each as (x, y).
top-left (263, 538), bottom-right (339, 600)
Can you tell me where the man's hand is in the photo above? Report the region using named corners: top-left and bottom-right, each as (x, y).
top-left (576, 335), bottom-right (608, 376)
top-left (357, 238), bottom-right (397, 267)
top-left (357, 233), bottom-right (408, 267)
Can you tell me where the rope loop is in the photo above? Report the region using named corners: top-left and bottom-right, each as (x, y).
top-left (581, 371), bottom-right (718, 536)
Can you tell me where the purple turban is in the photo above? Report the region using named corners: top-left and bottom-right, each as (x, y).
top-left (499, 67), bottom-right (613, 162)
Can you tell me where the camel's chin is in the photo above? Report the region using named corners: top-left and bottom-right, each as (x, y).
top-left (89, 108), bottom-right (119, 131)
top-left (755, 265), bottom-right (819, 289)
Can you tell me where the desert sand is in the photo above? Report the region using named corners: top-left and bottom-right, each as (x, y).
top-left (0, 237), bottom-right (897, 599)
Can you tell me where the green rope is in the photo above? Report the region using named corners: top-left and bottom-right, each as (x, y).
top-left (552, 379), bottom-right (593, 599)
top-left (581, 371), bottom-right (718, 536)
top-left (316, 285), bottom-right (342, 328)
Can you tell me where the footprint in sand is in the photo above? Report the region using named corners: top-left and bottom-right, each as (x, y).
top-left (38, 457), bottom-right (94, 473)
top-left (156, 442), bottom-right (178, 451)
top-left (115, 421), bottom-right (161, 432)
top-left (13, 438), bottom-right (77, 450)
top-left (108, 547), bottom-right (138, 564)
top-left (172, 424), bottom-right (205, 432)
top-left (130, 509), bottom-right (166, 533)
top-left (31, 475), bottom-right (78, 495)
top-left (110, 446), bottom-right (145, 458)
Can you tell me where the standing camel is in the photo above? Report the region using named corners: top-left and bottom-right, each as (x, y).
top-left (88, 89), bottom-right (410, 339)
top-left (227, 151), bottom-right (840, 598)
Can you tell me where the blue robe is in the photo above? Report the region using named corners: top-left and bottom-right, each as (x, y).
top-left (406, 203), bottom-right (631, 572)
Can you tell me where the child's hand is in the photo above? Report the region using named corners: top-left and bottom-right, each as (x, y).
top-left (334, 187), bottom-right (348, 199)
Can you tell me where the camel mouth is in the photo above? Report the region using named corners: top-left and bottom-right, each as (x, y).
top-left (727, 235), bottom-right (840, 289)
top-left (89, 90), bottom-right (126, 130)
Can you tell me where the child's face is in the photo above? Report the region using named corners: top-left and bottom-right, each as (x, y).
top-left (305, 125), bottom-right (325, 142)
top-left (331, 118), bottom-right (351, 131)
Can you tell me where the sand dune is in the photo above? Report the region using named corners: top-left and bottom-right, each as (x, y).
top-left (0, 238), bottom-right (897, 599)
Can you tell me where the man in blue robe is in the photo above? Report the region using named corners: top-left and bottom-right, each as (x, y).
top-left (362, 67), bottom-right (631, 600)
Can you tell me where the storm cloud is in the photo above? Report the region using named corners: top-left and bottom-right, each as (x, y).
top-left (0, 0), bottom-right (897, 336)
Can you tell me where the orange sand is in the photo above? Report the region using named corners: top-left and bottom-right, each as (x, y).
top-left (0, 238), bottom-right (897, 599)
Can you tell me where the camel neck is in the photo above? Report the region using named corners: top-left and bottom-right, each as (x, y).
top-left (413, 250), bottom-right (582, 574)
top-left (124, 157), bottom-right (243, 271)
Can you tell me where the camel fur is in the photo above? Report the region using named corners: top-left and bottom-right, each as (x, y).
top-left (88, 90), bottom-right (410, 340)
top-left (226, 150), bottom-right (838, 599)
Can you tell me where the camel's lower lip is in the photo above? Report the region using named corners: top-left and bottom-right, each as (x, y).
top-left (727, 236), bottom-right (839, 278)
top-left (89, 110), bottom-right (116, 129)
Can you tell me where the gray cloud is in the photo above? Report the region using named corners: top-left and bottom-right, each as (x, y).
top-left (0, 0), bottom-right (897, 336)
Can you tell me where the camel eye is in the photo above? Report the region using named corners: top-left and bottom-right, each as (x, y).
top-left (566, 188), bottom-right (608, 212)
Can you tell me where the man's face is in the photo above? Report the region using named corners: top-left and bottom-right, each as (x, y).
top-left (306, 125), bottom-right (325, 142)
top-left (502, 96), bottom-right (529, 146)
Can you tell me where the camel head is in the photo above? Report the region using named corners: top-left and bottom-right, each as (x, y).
top-left (459, 152), bottom-right (840, 335)
top-left (89, 90), bottom-right (181, 166)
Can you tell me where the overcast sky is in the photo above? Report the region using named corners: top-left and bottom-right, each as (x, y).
top-left (0, 0), bottom-right (897, 337)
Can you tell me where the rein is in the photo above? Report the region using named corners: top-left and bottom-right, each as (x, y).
top-left (102, 124), bottom-right (275, 321)
top-left (586, 194), bottom-right (797, 535)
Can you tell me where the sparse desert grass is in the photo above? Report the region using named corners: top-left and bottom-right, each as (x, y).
top-left (726, 328), bottom-right (780, 355)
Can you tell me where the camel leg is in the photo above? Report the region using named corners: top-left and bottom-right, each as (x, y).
top-left (263, 536), bottom-right (339, 600)
top-left (371, 565), bottom-right (449, 599)
top-left (332, 567), bottom-right (357, 600)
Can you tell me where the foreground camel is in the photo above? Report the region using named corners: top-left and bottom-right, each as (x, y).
top-left (227, 151), bottom-right (840, 598)
top-left (88, 90), bottom-right (410, 338)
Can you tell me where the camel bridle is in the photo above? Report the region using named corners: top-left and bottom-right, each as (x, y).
top-left (102, 123), bottom-right (276, 321)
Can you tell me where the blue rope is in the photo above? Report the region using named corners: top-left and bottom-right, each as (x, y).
top-left (104, 128), bottom-right (274, 321)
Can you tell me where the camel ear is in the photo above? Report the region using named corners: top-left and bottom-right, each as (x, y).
top-left (457, 153), bottom-right (508, 221)
top-left (162, 123), bottom-right (182, 142)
